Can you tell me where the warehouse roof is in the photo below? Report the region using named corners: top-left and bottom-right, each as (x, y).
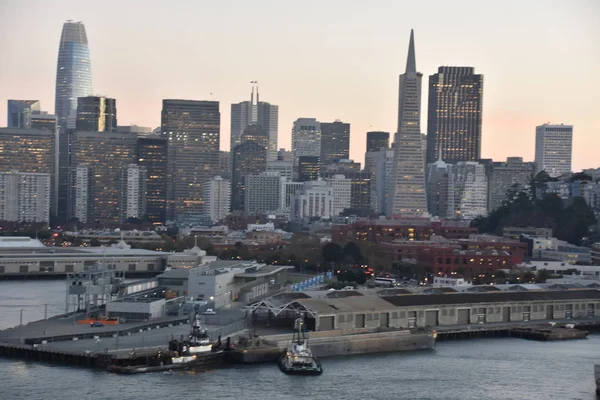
top-left (381, 289), bottom-right (600, 308)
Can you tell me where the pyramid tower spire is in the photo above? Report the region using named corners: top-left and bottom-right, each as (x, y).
top-left (405, 29), bottom-right (416, 73)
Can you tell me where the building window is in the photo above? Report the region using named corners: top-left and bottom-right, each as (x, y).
top-left (19, 265), bottom-right (28, 273)
top-left (65, 265), bottom-right (74, 273)
top-left (128, 264), bottom-right (136, 271)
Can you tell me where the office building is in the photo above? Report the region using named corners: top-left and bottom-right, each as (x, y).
top-left (231, 125), bottom-right (268, 211)
top-left (292, 118), bottom-right (321, 165)
top-left (7, 100), bottom-right (41, 128)
top-left (30, 112), bottom-right (57, 132)
top-left (322, 170), bottom-right (371, 210)
top-left (325, 174), bottom-right (352, 216)
top-left (70, 131), bottom-right (137, 222)
top-left (203, 176), bottom-right (231, 224)
top-left (297, 156), bottom-right (320, 182)
top-left (72, 164), bottom-right (91, 223)
top-left (320, 120), bottom-right (350, 168)
top-left (366, 131), bottom-right (389, 153)
top-left (231, 84), bottom-right (279, 160)
top-left (137, 135), bottom-right (167, 224)
top-left (487, 157), bottom-right (535, 212)
top-left (290, 181), bottom-right (333, 220)
top-left (120, 164), bottom-right (147, 221)
top-left (535, 124), bottom-right (573, 177)
top-left (427, 157), bottom-right (453, 218)
top-left (266, 158), bottom-right (293, 181)
top-left (277, 149), bottom-right (293, 161)
top-left (426, 66), bottom-right (484, 164)
top-left (283, 181), bottom-right (304, 215)
top-left (161, 100), bottom-right (220, 221)
top-left (449, 161), bottom-right (488, 220)
top-left (55, 21), bottom-right (93, 222)
top-left (371, 148), bottom-right (394, 214)
top-left (219, 151), bottom-right (231, 181)
top-left (387, 30), bottom-right (428, 217)
top-left (0, 171), bottom-right (50, 223)
top-left (245, 172), bottom-right (286, 214)
top-left (76, 96), bottom-right (117, 132)
top-left (0, 128), bottom-right (56, 215)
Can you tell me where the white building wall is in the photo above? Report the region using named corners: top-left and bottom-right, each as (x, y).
top-left (74, 164), bottom-right (90, 223)
top-left (535, 124), bottom-right (573, 177)
top-left (290, 180), bottom-right (333, 219)
top-left (203, 176), bottom-right (231, 223)
top-left (450, 162), bottom-right (487, 220)
top-left (326, 174), bottom-right (351, 216)
top-left (0, 171), bottom-right (50, 223)
top-left (245, 172), bottom-right (286, 214)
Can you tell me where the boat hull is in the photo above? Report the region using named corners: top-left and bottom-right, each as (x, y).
top-left (277, 355), bottom-right (323, 376)
top-left (107, 351), bottom-right (223, 374)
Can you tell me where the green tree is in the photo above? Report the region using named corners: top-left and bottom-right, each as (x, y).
top-left (535, 269), bottom-right (551, 283)
top-left (343, 241), bottom-right (363, 264)
top-left (322, 243), bottom-right (344, 265)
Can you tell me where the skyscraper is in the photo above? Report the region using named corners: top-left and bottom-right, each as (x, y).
top-left (76, 96), bottom-right (117, 132)
top-left (296, 156), bottom-right (320, 182)
top-left (7, 100), bottom-right (41, 128)
top-left (231, 125), bottom-right (268, 211)
top-left (231, 84), bottom-right (279, 161)
top-left (387, 30), bottom-right (428, 217)
top-left (55, 21), bottom-right (92, 223)
top-left (426, 156), bottom-right (453, 218)
top-left (120, 164), bottom-right (147, 222)
top-left (535, 124), bottom-right (573, 177)
top-left (0, 128), bottom-right (56, 215)
top-left (426, 66), bottom-right (483, 164)
top-left (366, 131), bottom-right (390, 153)
top-left (161, 100), bottom-right (220, 222)
top-left (320, 120), bottom-right (350, 168)
top-left (137, 135), bottom-right (167, 224)
top-left (292, 118), bottom-right (321, 166)
top-left (449, 161), bottom-right (488, 220)
top-left (70, 131), bottom-right (137, 222)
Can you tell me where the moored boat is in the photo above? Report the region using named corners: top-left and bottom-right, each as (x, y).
top-left (278, 315), bottom-right (323, 376)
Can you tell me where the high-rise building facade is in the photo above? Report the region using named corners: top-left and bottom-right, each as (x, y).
top-left (366, 131), bottom-right (390, 153)
top-left (292, 118), bottom-right (321, 165)
top-left (120, 164), bottom-right (147, 221)
top-left (426, 157), bottom-right (453, 218)
top-left (7, 100), bottom-right (41, 128)
top-left (161, 100), bottom-right (220, 221)
top-left (231, 85), bottom-right (279, 161)
top-left (231, 125), bottom-right (268, 211)
top-left (203, 176), bottom-right (231, 224)
top-left (137, 135), bottom-right (167, 224)
top-left (55, 21), bottom-right (92, 223)
top-left (449, 161), bottom-right (488, 220)
top-left (72, 164), bottom-right (91, 223)
top-left (426, 66), bottom-right (483, 164)
top-left (320, 121), bottom-right (350, 168)
top-left (325, 174), bottom-right (352, 216)
top-left (245, 172), bottom-right (286, 214)
top-left (297, 156), bottom-right (320, 182)
top-left (70, 131), bottom-right (137, 222)
top-left (76, 96), bottom-right (117, 132)
top-left (387, 30), bottom-right (428, 217)
top-left (0, 171), bottom-right (50, 223)
top-left (0, 128), bottom-right (56, 215)
top-left (219, 151), bottom-right (231, 181)
top-left (535, 124), bottom-right (573, 177)
top-left (487, 157), bottom-right (535, 212)
top-left (267, 158), bottom-right (293, 181)
top-left (283, 181), bottom-right (305, 216)
top-left (371, 148), bottom-right (394, 214)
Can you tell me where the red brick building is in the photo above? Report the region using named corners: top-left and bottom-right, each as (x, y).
top-left (332, 218), bottom-right (477, 243)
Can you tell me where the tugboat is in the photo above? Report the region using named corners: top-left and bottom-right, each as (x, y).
top-left (108, 308), bottom-right (223, 374)
top-left (278, 315), bottom-right (323, 376)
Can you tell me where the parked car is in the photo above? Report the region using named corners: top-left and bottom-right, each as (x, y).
top-left (202, 309), bottom-right (216, 315)
top-left (90, 321), bottom-right (104, 327)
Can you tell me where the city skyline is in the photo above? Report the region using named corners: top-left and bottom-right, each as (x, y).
top-left (0, 1), bottom-right (599, 171)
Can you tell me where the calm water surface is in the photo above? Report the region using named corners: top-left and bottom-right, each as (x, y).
top-left (0, 281), bottom-right (597, 400)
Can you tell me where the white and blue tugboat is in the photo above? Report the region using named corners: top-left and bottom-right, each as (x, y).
top-left (278, 315), bottom-right (323, 376)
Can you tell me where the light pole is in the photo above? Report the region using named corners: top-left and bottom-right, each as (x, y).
top-left (19, 309), bottom-right (24, 326)
top-left (44, 303), bottom-right (48, 320)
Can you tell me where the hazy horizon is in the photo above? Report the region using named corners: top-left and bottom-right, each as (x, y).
top-left (0, 0), bottom-right (598, 170)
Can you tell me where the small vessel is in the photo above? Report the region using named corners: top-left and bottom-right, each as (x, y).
top-left (108, 310), bottom-right (222, 374)
top-left (278, 315), bottom-right (323, 376)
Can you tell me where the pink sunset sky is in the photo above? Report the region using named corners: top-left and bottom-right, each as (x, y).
top-left (0, 0), bottom-right (598, 171)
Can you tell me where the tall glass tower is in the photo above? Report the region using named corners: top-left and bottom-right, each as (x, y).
top-left (55, 20), bottom-right (92, 223)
